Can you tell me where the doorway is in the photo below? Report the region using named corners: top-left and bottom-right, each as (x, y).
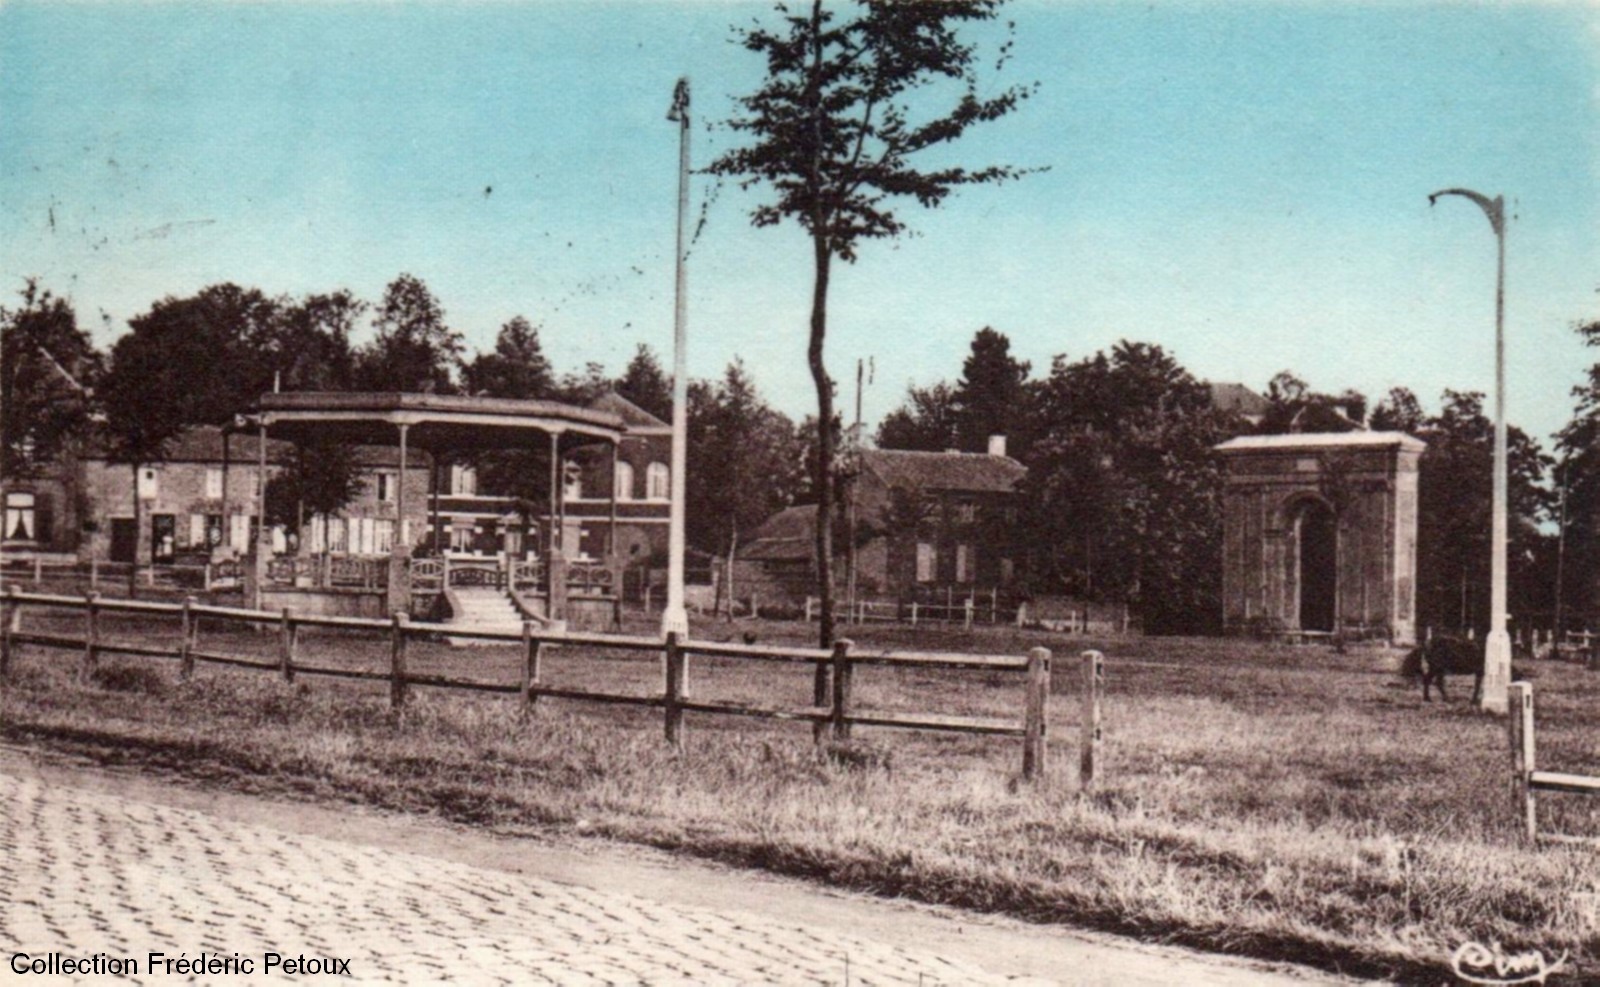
top-left (1296, 501), bottom-right (1337, 633)
top-left (109, 518), bottom-right (137, 564)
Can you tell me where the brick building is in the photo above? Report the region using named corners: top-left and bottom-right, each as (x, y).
top-left (736, 440), bottom-right (1027, 605)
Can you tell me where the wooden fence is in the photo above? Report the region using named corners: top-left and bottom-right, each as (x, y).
top-left (1509, 682), bottom-right (1600, 845)
top-left (0, 588), bottom-right (1105, 783)
top-left (804, 594), bottom-right (1028, 630)
top-left (0, 557), bottom-right (242, 593)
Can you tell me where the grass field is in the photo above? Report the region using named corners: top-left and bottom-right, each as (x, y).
top-left (2, 603), bottom-right (1597, 982)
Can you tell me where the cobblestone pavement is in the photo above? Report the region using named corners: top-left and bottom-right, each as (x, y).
top-left (0, 770), bottom-right (1042, 985)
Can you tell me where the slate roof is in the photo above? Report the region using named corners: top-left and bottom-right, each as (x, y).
top-left (858, 448), bottom-right (1026, 495)
top-left (1207, 382), bottom-right (1270, 418)
top-left (590, 391), bottom-right (670, 432)
top-left (739, 505), bottom-right (817, 562)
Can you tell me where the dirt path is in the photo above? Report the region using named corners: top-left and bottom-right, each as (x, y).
top-left (0, 745), bottom-right (1371, 985)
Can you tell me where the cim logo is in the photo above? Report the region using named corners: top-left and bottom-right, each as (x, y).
top-left (1451, 941), bottom-right (1568, 986)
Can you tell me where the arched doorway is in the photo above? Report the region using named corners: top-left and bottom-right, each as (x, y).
top-left (1296, 500), bottom-right (1337, 633)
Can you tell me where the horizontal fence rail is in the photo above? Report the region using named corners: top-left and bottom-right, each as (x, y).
top-left (0, 588), bottom-right (1106, 783)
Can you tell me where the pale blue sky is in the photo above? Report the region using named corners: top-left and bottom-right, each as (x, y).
top-left (2, 1), bottom-right (1596, 444)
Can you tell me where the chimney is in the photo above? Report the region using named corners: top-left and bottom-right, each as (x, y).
top-left (987, 434), bottom-right (1007, 457)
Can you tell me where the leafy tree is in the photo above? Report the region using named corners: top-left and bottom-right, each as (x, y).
top-left (1257, 370), bottom-right (1366, 434)
top-left (954, 327), bottom-right (1031, 454)
top-left (0, 280), bottom-right (102, 475)
top-left (686, 360), bottom-right (806, 564)
top-left (263, 440), bottom-right (366, 537)
top-left (710, 0), bottom-right (1037, 643)
top-left (615, 344), bottom-right (673, 421)
top-left (355, 274), bottom-right (464, 392)
top-left (256, 291), bottom-right (362, 392)
top-left (1369, 387), bottom-right (1426, 434)
top-left (463, 316), bottom-right (554, 400)
top-left (1555, 316), bottom-right (1600, 626)
top-left (553, 361), bottom-right (614, 406)
top-left (1412, 390), bottom-right (1551, 634)
top-left (876, 380), bottom-right (959, 451)
top-left (1024, 342), bottom-right (1231, 633)
top-left (100, 286), bottom-right (275, 584)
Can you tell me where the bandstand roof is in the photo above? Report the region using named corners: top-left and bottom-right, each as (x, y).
top-left (248, 392), bottom-right (627, 452)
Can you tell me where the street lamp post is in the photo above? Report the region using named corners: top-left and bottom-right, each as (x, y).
top-left (1429, 187), bottom-right (1510, 714)
top-left (661, 78), bottom-right (691, 641)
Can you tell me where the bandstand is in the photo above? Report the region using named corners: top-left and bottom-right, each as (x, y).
top-left (241, 392), bottom-right (629, 630)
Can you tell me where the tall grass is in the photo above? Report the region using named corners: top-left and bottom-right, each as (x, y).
top-left (3, 622), bottom-right (1598, 982)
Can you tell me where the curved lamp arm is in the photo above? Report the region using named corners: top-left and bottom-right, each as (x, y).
top-left (1429, 187), bottom-right (1504, 236)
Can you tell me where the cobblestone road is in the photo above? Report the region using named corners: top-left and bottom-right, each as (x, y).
top-left (0, 771), bottom-right (1040, 985)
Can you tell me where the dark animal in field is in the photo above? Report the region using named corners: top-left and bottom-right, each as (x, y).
top-left (1400, 636), bottom-right (1529, 703)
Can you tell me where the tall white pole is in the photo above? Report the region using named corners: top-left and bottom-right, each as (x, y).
top-left (662, 78), bottom-right (691, 639)
top-left (1429, 187), bottom-right (1510, 713)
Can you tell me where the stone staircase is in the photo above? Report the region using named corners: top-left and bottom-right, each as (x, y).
top-left (444, 587), bottom-right (528, 644)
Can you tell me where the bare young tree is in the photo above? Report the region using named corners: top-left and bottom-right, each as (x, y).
top-left (710, 0), bottom-right (1037, 644)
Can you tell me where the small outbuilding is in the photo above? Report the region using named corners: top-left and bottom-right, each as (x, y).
top-left (1215, 432), bottom-right (1424, 645)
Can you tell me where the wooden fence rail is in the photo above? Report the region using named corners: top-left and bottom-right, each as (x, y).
top-left (0, 588), bottom-right (1105, 783)
top-left (1509, 681), bottom-right (1600, 845)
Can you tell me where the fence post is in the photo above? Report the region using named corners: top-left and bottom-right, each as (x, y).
top-left (389, 612), bottom-right (409, 709)
top-left (804, 596), bottom-right (813, 623)
top-left (82, 592), bottom-right (100, 681)
top-left (279, 607), bottom-right (297, 683)
top-left (90, 556), bottom-right (98, 591)
top-left (34, 556), bottom-right (43, 586)
top-left (811, 646), bottom-right (831, 743)
top-left (1080, 650), bottom-right (1104, 788)
top-left (663, 631), bottom-right (684, 747)
top-left (830, 638), bottom-right (854, 742)
top-left (991, 588), bottom-right (998, 624)
top-left (179, 596), bottom-right (196, 681)
top-left (1509, 681), bottom-right (1536, 843)
top-left (1015, 601), bottom-right (1027, 628)
top-left (910, 601), bottom-right (918, 627)
top-left (203, 563), bottom-right (212, 593)
top-left (521, 620), bottom-right (542, 710)
top-left (1023, 647), bottom-right (1051, 781)
top-left (964, 598), bottom-right (974, 631)
top-left (0, 585), bottom-right (18, 679)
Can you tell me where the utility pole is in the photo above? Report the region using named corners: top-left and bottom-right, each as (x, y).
top-left (1554, 460), bottom-right (1568, 644)
top-left (661, 78), bottom-right (691, 640)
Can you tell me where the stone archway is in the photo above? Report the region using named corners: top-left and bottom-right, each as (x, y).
top-left (1293, 498), bottom-right (1337, 633)
top-left (1216, 432), bottom-right (1423, 645)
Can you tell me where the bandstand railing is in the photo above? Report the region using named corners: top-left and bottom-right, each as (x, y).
top-left (264, 555), bottom-right (388, 591)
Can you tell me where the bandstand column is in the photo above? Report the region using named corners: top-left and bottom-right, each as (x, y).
top-left (220, 429), bottom-right (231, 556)
top-left (252, 421), bottom-right (269, 609)
top-left (547, 432), bottom-right (559, 558)
top-left (608, 440), bottom-right (619, 561)
top-left (387, 423), bottom-right (412, 617)
top-left (430, 455), bottom-right (441, 553)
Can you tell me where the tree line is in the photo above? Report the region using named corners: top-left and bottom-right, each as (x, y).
top-left (872, 324), bottom-right (1594, 637)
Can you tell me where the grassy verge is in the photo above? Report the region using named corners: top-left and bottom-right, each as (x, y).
top-left (2, 617), bottom-right (1598, 983)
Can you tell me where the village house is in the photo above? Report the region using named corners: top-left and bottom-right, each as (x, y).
top-left (735, 438), bottom-right (1027, 607)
